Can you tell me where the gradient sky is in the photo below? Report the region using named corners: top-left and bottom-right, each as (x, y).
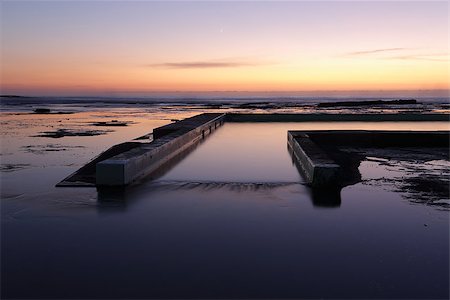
top-left (1, 1), bottom-right (449, 96)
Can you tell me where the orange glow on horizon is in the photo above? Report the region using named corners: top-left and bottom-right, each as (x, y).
top-left (1, 1), bottom-right (448, 96)
top-left (2, 55), bottom-right (448, 94)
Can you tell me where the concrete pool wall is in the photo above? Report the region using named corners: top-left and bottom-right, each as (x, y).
top-left (227, 113), bottom-right (449, 122)
top-left (287, 131), bottom-right (340, 187)
top-left (56, 113), bottom-right (449, 187)
top-left (288, 130), bottom-right (450, 187)
top-left (96, 113), bottom-right (225, 186)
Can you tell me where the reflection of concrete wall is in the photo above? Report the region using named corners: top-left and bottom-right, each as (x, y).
top-left (97, 113), bottom-right (225, 186)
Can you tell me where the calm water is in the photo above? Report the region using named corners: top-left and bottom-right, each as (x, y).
top-left (1, 108), bottom-right (449, 299)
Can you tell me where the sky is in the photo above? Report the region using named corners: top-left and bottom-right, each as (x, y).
top-left (1, 1), bottom-right (449, 96)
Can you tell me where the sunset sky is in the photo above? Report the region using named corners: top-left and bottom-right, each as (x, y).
top-left (1, 1), bottom-right (449, 96)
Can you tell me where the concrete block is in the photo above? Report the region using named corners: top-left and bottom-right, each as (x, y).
top-left (96, 113), bottom-right (226, 186)
top-left (288, 131), bottom-right (340, 187)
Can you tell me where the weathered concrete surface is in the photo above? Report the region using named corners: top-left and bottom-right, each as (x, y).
top-left (288, 130), bottom-right (450, 188)
top-left (57, 112), bottom-right (449, 188)
top-left (153, 113), bottom-right (224, 139)
top-left (287, 132), bottom-right (340, 187)
top-left (227, 113), bottom-right (449, 122)
top-left (96, 113), bottom-right (225, 186)
top-left (56, 142), bottom-right (142, 187)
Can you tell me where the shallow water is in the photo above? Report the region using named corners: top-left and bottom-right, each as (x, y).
top-left (1, 108), bottom-right (449, 299)
top-left (157, 122), bottom-right (450, 183)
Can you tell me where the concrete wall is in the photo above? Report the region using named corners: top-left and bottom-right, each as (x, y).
top-left (153, 113), bottom-right (225, 139)
top-left (227, 113), bottom-right (449, 122)
top-left (96, 114), bottom-right (225, 186)
top-left (287, 131), bottom-right (340, 187)
top-left (287, 130), bottom-right (450, 188)
top-left (79, 113), bottom-right (449, 187)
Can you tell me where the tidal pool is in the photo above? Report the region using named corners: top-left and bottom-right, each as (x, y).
top-left (1, 114), bottom-right (449, 299)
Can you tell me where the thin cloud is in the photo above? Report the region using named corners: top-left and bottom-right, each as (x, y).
top-left (341, 48), bottom-right (448, 62)
top-left (343, 48), bottom-right (407, 56)
top-left (147, 60), bottom-right (267, 69)
top-left (388, 54), bottom-right (449, 62)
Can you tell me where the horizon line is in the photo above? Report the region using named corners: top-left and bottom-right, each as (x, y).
top-left (1, 89), bottom-right (449, 98)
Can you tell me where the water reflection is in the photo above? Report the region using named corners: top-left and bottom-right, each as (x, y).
top-left (156, 123), bottom-right (304, 183)
top-left (97, 186), bottom-right (127, 202)
top-left (288, 145), bottom-right (342, 207)
top-left (97, 122), bottom-right (449, 210)
top-left (97, 181), bottom-right (306, 212)
top-left (309, 187), bottom-right (342, 207)
top-left (3, 117), bottom-right (449, 299)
